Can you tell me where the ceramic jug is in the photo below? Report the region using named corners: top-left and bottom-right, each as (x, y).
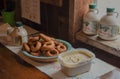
top-left (83, 4), bottom-right (99, 35)
top-left (9, 21), bottom-right (28, 46)
top-left (98, 8), bottom-right (119, 40)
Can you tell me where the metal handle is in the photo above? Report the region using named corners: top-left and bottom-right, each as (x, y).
top-left (114, 12), bottom-right (119, 18)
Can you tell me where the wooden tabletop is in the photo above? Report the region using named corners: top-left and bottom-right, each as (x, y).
top-left (0, 43), bottom-right (51, 79)
top-left (0, 23), bottom-right (120, 79)
top-left (0, 43), bottom-right (120, 79)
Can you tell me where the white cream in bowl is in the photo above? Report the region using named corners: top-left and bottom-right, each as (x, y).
top-left (58, 48), bottom-right (95, 76)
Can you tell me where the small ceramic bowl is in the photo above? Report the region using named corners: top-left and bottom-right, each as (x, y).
top-left (22, 39), bottom-right (73, 62)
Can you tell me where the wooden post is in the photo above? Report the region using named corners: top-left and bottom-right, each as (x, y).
top-left (69, 0), bottom-right (91, 44)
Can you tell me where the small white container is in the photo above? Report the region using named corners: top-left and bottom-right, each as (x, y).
top-left (58, 48), bottom-right (95, 76)
top-left (9, 21), bottom-right (28, 46)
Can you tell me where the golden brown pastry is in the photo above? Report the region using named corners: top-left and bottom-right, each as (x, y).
top-left (23, 33), bottom-right (67, 57)
top-left (30, 51), bottom-right (41, 56)
top-left (30, 41), bottom-right (41, 52)
top-left (39, 33), bottom-right (53, 42)
top-left (44, 49), bottom-right (59, 57)
top-left (23, 43), bottom-right (30, 52)
top-left (56, 43), bottom-right (67, 53)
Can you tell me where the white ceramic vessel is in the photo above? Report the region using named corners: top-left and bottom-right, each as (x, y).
top-left (98, 8), bottom-right (120, 40)
top-left (9, 21), bottom-right (28, 46)
top-left (16, 21), bottom-right (28, 43)
top-left (83, 4), bottom-right (99, 35)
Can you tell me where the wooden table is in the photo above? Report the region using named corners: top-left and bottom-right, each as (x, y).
top-left (0, 43), bottom-right (51, 79)
top-left (0, 43), bottom-right (120, 79)
top-left (0, 23), bottom-right (120, 79)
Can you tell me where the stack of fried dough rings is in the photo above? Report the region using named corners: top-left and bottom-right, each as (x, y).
top-left (23, 33), bottom-right (67, 57)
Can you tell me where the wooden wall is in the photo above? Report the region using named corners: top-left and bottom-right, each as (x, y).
top-left (16, 0), bottom-right (91, 44)
top-left (40, 0), bottom-right (69, 41)
top-left (21, 0), bottom-right (69, 42)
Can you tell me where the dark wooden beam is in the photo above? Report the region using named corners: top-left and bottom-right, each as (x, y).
top-left (41, 0), bottom-right (63, 7)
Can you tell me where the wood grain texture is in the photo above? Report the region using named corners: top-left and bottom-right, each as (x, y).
top-left (76, 31), bottom-right (120, 57)
top-left (0, 43), bottom-right (51, 79)
top-left (41, 0), bottom-right (63, 7)
top-left (20, 0), bottom-right (91, 44)
top-left (69, 0), bottom-right (91, 44)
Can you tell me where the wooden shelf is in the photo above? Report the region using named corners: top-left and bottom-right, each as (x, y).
top-left (76, 31), bottom-right (120, 57)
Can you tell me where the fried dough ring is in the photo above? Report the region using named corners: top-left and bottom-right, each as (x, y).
top-left (52, 39), bottom-right (60, 46)
top-left (30, 51), bottom-right (41, 56)
top-left (45, 49), bottom-right (59, 56)
top-left (43, 41), bottom-right (55, 47)
top-left (39, 33), bottom-right (53, 41)
top-left (30, 41), bottom-right (41, 52)
top-left (28, 36), bottom-right (40, 46)
top-left (41, 41), bottom-right (55, 51)
top-left (29, 36), bottom-right (40, 42)
top-left (56, 43), bottom-right (67, 53)
top-left (23, 43), bottom-right (30, 52)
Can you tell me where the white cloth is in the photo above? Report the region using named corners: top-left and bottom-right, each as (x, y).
top-left (5, 45), bottom-right (116, 79)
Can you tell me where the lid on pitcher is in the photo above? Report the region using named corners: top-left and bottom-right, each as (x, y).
top-left (16, 21), bottom-right (23, 27)
top-left (107, 8), bottom-right (115, 12)
top-left (89, 4), bottom-right (96, 9)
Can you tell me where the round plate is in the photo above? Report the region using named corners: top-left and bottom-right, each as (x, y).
top-left (22, 39), bottom-right (73, 62)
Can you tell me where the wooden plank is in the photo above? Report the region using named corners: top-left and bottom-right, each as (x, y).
top-left (69, 0), bottom-right (91, 44)
top-left (76, 31), bottom-right (120, 57)
top-left (41, 0), bottom-right (63, 7)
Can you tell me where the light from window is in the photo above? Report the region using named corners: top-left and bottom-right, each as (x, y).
top-left (97, 0), bottom-right (120, 22)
